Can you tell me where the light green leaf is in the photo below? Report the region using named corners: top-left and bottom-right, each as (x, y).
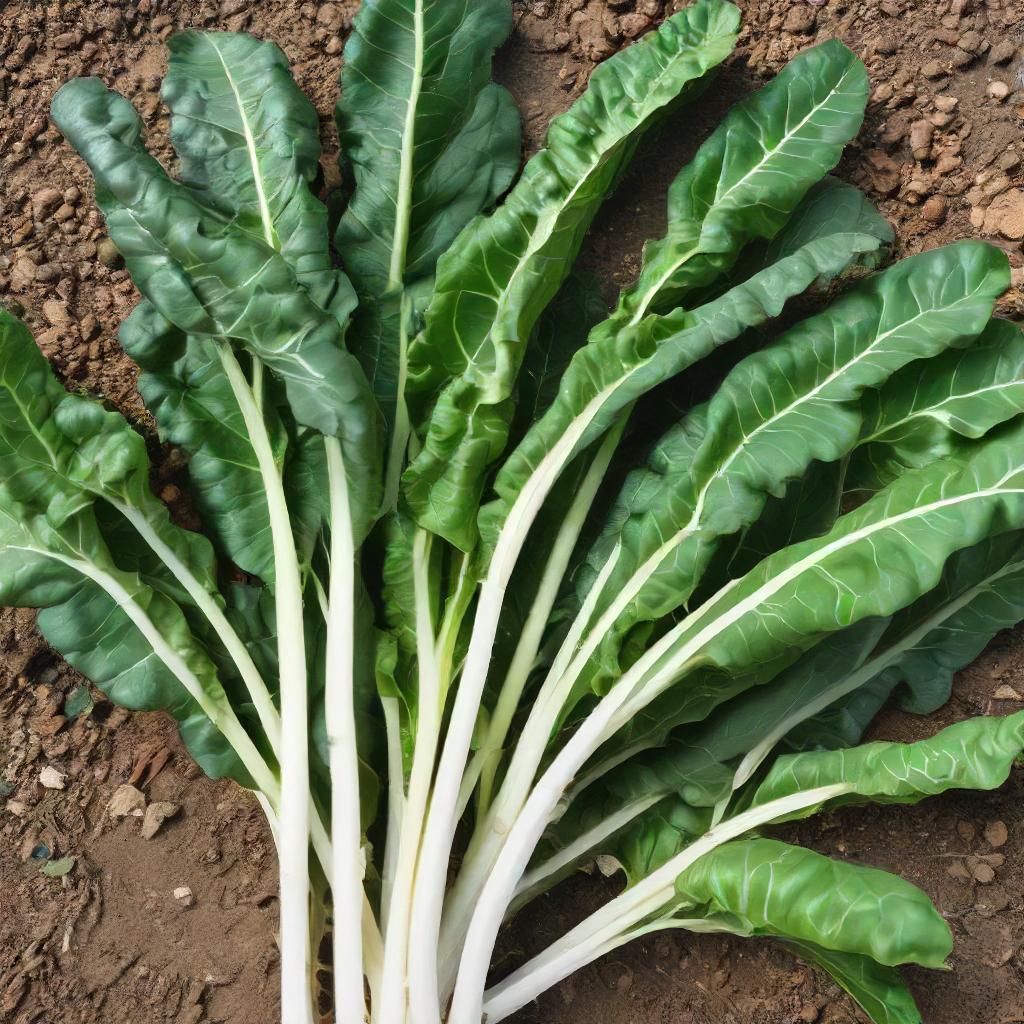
top-left (42, 856), bottom-right (76, 877)
top-left (847, 318), bottom-right (1024, 495)
top-left (674, 838), bottom-right (951, 968)
top-left (404, 0), bottom-right (742, 549)
top-left (750, 707), bottom-right (1024, 819)
top-left (611, 41), bottom-right (870, 324)
top-left (573, 243), bottom-right (1008, 690)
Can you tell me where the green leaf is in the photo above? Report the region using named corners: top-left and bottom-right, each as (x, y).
top-left (336, 0), bottom-right (520, 427)
top-left (612, 417), bottom-right (1024, 734)
top-left (163, 31), bottom-right (354, 319)
top-left (674, 838), bottom-right (952, 969)
top-left (572, 242), bottom-right (1008, 690)
top-left (783, 941), bottom-right (923, 1024)
top-left (611, 41), bottom-right (870, 324)
top-left (404, 0), bottom-right (742, 549)
top-left (481, 230), bottom-right (886, 566)
top-left (750, 707), bottom-right (1024, 819)
top-left (50, 77), bottom-right (381, 539)
top-left (119, 303), bottom-right (283, 579)
top-left (847, 318), bottom-right (1024, 496)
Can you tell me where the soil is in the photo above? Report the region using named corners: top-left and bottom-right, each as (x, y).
top-left (1, 1), bottom-right (1023, 1023)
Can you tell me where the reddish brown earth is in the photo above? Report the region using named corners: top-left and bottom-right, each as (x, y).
top-left (1, 1), bottom-right (1024, 1022)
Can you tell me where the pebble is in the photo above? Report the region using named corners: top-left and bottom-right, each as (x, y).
top-left (921, 195), bottom-right (948, 223)
top-left (989, 39), bottom-right (1017, 64)
top-left (974, 885), bottom-right (1010, 917)
top-left (973, 862), bottom-right (997, 884)
top-left (96, 238), bottom-right (123, 269)
top-left (922, 60), bottom-right (947, 79)
top-left (987, 80), bottom-right (1010, 101)
top-left (31, 187), bottom-right (62, 220)
top-left (173, 885), bottom-right (195, 907)
top-left (39, 766), bottom-right (66, 790)
top-left (141, 801), bottom-right (181, 839)
top-left (934, 94), bottom-right (959, 112)
top-left (910, 119), bottom-right (935, 160)
top-left (42, 299), bottom-right (70, 326)
top-left (982, 189), bottom-right (1024, 239)
top-left (108, 783), bottom-right (146, 818)
top-left (958, 820), bottom-right (977, 843)
top-left (984, 821), bottom-right (1009, 848)
top-left (993, 683), bottom-right (1023, 699)
top-left (783, 6), bottom-right (817, 33)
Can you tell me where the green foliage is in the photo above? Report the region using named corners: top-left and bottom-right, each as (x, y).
top-left (1, 4), bottom-right (1021, 1023)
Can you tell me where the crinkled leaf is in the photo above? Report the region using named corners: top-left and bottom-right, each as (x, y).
top-left (404, 1), bottom-right (742, 549)
top-left (674, 838), bottom-right (951, 968)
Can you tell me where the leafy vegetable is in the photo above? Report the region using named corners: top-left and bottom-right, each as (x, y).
top-left (1, 5), bottom-right (1017, 1024)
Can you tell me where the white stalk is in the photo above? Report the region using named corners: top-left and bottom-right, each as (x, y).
top-left (380, 695), bottom-right (406, 923)
top-left (457, 783), bottom-right (851, 1024)
top-left (219, 345), bottom-right (312, 1024)
top-left (512, 791), bottom-right (666, 902)
top-left (111, 500), bottom-right (282, 755)
top-left (407, 395), bottom-right (624, 1022)
top-left (374, 529), bottom-right (442, 1024)
top-left (324, 437), bottom-right (367, 1024)
top-left (472, 418), bottom-right (627, 811)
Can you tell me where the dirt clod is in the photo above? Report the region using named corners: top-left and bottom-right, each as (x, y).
top-left (107, 783), bottom-right (146, 818)
top-left (141, 801), bottom-right (181, 840)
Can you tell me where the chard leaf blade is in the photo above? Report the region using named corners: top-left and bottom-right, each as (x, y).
top-left (404, 0), bottom-right (742, 548)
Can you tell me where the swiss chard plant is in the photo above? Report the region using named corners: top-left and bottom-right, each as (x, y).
top-left (2, 1), bottom-right (1022, 1021)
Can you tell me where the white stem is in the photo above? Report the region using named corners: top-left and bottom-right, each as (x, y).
top-left (219, 345), bottom-right (312, 1024)
top-left (375, 529), bottom-right (442, 1024)
top-left (324, 437), bottom-right (368, 1024)
top-left (473, 419), bottom-right (627, 812)
top-left (407, 400), bottom-right (614, 1023)
top-left (463, 783), bottom-right (851, 1024)
top-left (111, 500), bottom-right (282, 755)
top-left (380, 695), bottom-right (406, 924)
top-left (513, 791), bottom-right (666, 901)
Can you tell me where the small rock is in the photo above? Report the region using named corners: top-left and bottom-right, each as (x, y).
top-left (934, 94), bottom-right (959, 112)
top-left (958, 29), bottom-right (984, 53)
top-left (108, 783), bottom-right (146, 818)
top-left (982, 188), bottom-right (1024, 239)
top-left (910, 119), bottom-right (935, 160)
top-left (52, 32), bottom-right (79, 49)
top-left (921, 195), bottom-right (948, 223)
top-left (619, 12), bottom-right (651, 38)
top-left (996, 150), bottom-right (1022, 173)
top-left (984, 821), bottom-right (1009, 848)
top-left (994, 683), bottom-right (1023, 699)
top-left (11, 256), bottom-right (37, 290)
top-left (989, 39), bottom-right (1017, 64)
top-left (315, 3), bottom-right (345, 31)
top-left (799, 1003), bottom-right (823, 1023)
top-left (42, 299), bottom-right (70, 326)
top-left (53, 203), bottom-right (76, 223)
top-left (973, 862), bottom-right (997, 884)
top-left (6, 800), bottom-right (28, 817)
top-left (141, 801), bottom-right (180, 840)
top-left (174, 885), bottom-right (195, 907)
top-left (958, 820), bottom-right (977, 843)
top-left (921, 60), bottom-right (947, 79)
top-left (96, 238), bottom-right (123, 269)
top-left (935, 151), bottom-right (963, 175)
top-left (975, 885), bottom-right (1011, 917)
top-left (987, 80), bottom-right (1010, 101)
top-left (31, 187), bottom-right (62, 219)
top-left (783, 5), bottom-right (816, 33)
top-left (39, 766), bottom-right (66, 790)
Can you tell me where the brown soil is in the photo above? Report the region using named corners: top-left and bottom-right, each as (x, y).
top-left (1, 1), bottom-right (1023, 1023)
